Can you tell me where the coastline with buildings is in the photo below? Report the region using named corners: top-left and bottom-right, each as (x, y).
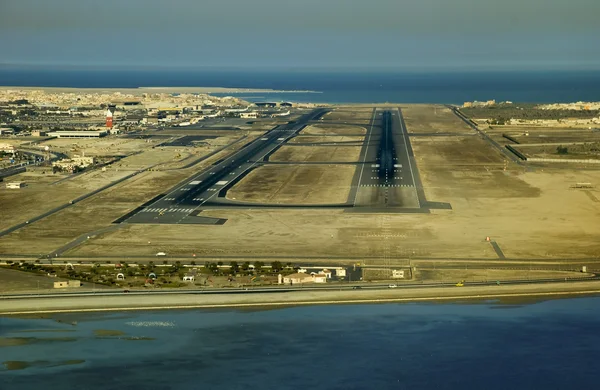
top-left (3, 280), bottom-right (600, 315)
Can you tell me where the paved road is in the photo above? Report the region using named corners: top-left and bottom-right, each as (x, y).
top-left (124, 109), bottom-right (329, 224)
top-left (353, 109), bottom-right (421, 208)
top-left (0, 165), bottom-right (26, 179)
top-left (2, 276), bottom-right (597, 300)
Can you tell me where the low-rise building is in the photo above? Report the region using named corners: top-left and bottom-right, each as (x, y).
top-left (48, 130), bottom-right (108, 138)
top-left (312, 274), bottom-right (327, 283)
top-left (31, 130), bottom-right (47, 137)
top-left (283, 273), bottom-right (314, 285)
top-left (0, 143), bottom-right (16, 153)
top-left (54, 280), bottom-right (82, 289)
top-left (53, 156), bottom-right (95, 172)
top-left (283, 272), bottom-right (327, 284)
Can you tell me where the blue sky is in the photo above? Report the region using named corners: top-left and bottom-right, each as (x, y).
top-left (1, 0), bottom-right (599, 70)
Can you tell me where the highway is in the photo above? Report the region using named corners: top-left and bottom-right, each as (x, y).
top-left (353, 108), bottom-right (422, 208)
top-left (124, 108), bottom-right (329, 224)
top-left (2, 275), bottom-right (598, 300)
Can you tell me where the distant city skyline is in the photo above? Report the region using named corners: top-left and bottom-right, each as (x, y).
top-left (1, 0), bottom-right (599, 70)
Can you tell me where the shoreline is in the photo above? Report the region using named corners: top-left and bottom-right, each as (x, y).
top-left (2, 281), bottom-right (600, 316)
top-left (0, 86), bottom-right (318, 95)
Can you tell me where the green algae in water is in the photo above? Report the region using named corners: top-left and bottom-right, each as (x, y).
top-left (94, 329), bottom-right (125, 337)
top-left (3, 359), bottom-right (85, 371)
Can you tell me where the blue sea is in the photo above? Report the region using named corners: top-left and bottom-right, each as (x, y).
top-left (1, 67), bottom-right (600, 104)
top-left (1, 298), bottom-right (600, 389)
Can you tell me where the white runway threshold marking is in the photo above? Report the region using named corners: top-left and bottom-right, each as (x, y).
top-left (216, 181), bottom-right (228, 185)
top-left (189, 180), bottom-right (201, 185)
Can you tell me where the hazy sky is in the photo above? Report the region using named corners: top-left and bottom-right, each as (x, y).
top-left (1, 0), bottom-right (599, 70)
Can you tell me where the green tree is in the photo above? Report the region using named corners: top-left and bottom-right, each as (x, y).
top-left (242, 261), bottom-right (250, 273)
top-left (271, 261), bottom-right (283, 273)
top-left (557, 146), bottom-right (569, 155)
top-left (254, 261), bottom-right (264, 274)
top-left (230, 261), bottom-right (239, 274)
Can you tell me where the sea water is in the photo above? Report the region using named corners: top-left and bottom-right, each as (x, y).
top-left (1, 298), bottom-right (600, 389)
top-left (1, 67), bottom-right (599, 104)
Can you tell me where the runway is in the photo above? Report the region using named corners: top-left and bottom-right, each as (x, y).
top-left (124, 109), bottom-right (329, 224)
top-left (352, 108), bottom-right (422, 208)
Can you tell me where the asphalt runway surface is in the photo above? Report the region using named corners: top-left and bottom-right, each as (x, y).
top-left (158, 135), bottom-right (219, 147)
top-left (353, 108), bottom-right (421, 208)
top-left (124, 109), bottom-right (329, 225)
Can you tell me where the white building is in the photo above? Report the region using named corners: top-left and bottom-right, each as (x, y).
top-left (283, 272), bottom-right (327, 284)
top-left (6, 182), bottom-right (25, 189)
top-left (48, 130), bottom-right (108, 138)
top-left (283, 273), bottom-right (314, 285)
top-left (0, 143), bottom-right (16, 153)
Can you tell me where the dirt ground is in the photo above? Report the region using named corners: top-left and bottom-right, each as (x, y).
top-left (488, 128), bottom-right (600, 146)
top-left (3, 105), bottom-right (600, 263)
top-left (402, 105), bottom-right (475, 134)
top-left (512, 143), bottom-right (600, 160)
top-left (414, 269), bottom-right (587, 283)
top-left (0, 267), bottom-right (60, 292)
top-left (270, 145), bottom-right (362, 162)
top-left (226, 165), bottom-right (355, 204)
top-left (0, 169), bottom-right (133, 231)
top-left (38, 137), bottom-right (152, 157)
top-left (0, 132), bottom-right (249, 234)
top-left (410, 110), bottom-right (600, 259)
top-left (324, 109), bottom-right (374, 122)
top-left (301, 125), bottom-right (367, 136)
top-left (0, 142), bottom-right (250, 254)
top-left (288, 135), bottom-right (363, 144)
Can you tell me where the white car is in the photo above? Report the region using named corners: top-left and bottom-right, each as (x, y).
top-left (155, 252), bottom-right (167, 256)
top-left (388, 284), bottom-right (398, 288)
